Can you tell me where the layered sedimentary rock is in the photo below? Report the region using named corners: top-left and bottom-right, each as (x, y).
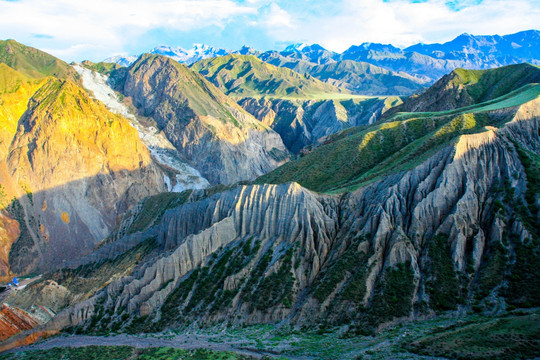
top-left (0, 304), bottom-right (40, 341)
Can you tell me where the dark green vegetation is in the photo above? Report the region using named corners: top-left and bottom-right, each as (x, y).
top-left (406, 311), bottom-right (540, 360)
top-left (191, 54), bottom-right (347, 98)
top-left (0, 346), bottom-right (254, 360)
top-left (120, 190), bottom-right (193, 235)
top-left (369, 262), bottom-right (416, 324)
top-left (424, 235), bottom-right (460, 311)
top-left (125, 238), bottom-right (297, 331)
top-left (0, 39), bottom-right (78, 81)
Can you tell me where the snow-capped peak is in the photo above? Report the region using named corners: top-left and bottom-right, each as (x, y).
top-left (284, 43), bottom-right (308, 52)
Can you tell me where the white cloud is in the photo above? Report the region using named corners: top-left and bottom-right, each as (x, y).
top-left (0, 0), bottom-right (256, 60)
top-left (0, 0), bottom-right (538, 60)
top-left (261, 3), bottom-right (293, 28)
top-left (275, 0), bottom-right (540, 52)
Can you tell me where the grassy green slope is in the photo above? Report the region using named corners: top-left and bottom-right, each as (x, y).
top-left (0, 63), bottom-right (31, 94)
top-left (0, 346), bottom-right (253, 360)
top-left (391, 63), bottom-right (540, 114)
top-left (0, 39), bottom-right (78, 81)
top-left (450, 64), bottom-right (540, 103)
top-left (191, 54), bottom-right (348, 99)
top-left (256, 83), bottom-right (540, 193)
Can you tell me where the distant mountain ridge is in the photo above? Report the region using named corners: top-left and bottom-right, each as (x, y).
top-left (105, 44), bottom-right (232, 67)
top-left (103, 30), bottom-right (540, 93)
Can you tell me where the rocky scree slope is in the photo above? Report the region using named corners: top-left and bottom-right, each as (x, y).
top-left (114, 54), bottom-right (289, 185)
top-left (8, 70), bottom-right (538, 341)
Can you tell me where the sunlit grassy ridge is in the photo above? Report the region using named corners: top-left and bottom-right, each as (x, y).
top-left (191, 54), bottom-right (348, 99)
top-left (257, 82), bottom-right (539, 193)
top-left (449, 64), bottom-right (540, 103)
top-left (0, 39), bottom-right (78, 81)
top-left (0, 64), bottom-right (46, 158)
top-left (388, 63), bottom-right (540, 115)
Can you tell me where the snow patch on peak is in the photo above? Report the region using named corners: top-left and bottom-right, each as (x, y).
top-left (103, 55), bottom-right (137, 67)
top-left (284, 43), bottom-right (308, 52)
top-left (151, 44), bottom-right (231, 64)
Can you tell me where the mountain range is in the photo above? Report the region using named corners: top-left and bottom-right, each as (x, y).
top-left (0, 33), bottom-right (539, 360)
top-left (106, 30), bottom-right (540, 93)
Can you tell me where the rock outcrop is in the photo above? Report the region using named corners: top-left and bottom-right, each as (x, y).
top-left (117, 54), bottom-right (289, 185)
top-left (0, 303), bottom-right (40, 341)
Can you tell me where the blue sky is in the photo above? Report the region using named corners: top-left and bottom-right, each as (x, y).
top-left (0, 0), bottom-right (539, 62)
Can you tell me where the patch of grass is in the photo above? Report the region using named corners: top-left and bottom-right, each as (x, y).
top-left (406, 311), bottom-right (540, 360)
top-left (369, 262), bottom-right (415, 324)
top-left (313, 236), bottom-right (368, 304)
top-left (0, 346), bottom-right (254, 360)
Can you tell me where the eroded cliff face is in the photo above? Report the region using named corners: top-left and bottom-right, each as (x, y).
top-left (238, 96), bottom-right (401, 153)
top-left (26, 95), bottom-right (536, 336)
top-left (118, 54), bottom-right (289, 185)
top-left (1, 78), bottom-right (166, 274)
